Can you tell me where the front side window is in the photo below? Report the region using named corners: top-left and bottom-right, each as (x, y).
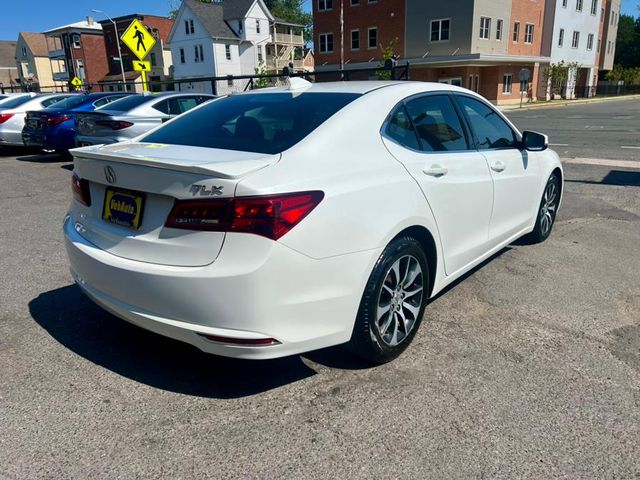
top-left (457, 95), bottom-right (517, 150)
top-left (404, 95), bottom-right (468, 152)
top-left (385, 105), bottom-right (420, 151)
top-left (368, 27), bottom-right (378, 49)
top-left (143, 92), bottom-right (361, 155)
top-left (319, 33), bottom-right (334, 53)
top-left (430, 19), bottom-right (450, 42)
top-left (480, 17), bottom-right (491, 39)
top-left (524, 24), bottom-right (534, 44)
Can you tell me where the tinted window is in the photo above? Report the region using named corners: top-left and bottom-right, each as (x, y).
top-left (93, 95), bottom-right (126, 108)
top-left (0, 95), bottom-right (35, 109)
top-left (143, 93), bottom-right (361, 154)
top-left (97, 95), bottom-right (148, 112)
top-left (45, 95), bottom-right (91, 110)
top-left (385, 105), bottom-right (420, 151)
top-left (152, 99), bottom-right (171, 115)
top-left (41, 96), bottom-right (71, 108)
top-left (457, 96), bottom-right (517, 150)
top-left (152, 97), bottom-right (199, 115)
top-left (405, 95), bottom-right (468, 152)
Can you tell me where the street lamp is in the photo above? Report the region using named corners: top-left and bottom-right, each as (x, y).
top-left (91, 9), bottom-right (127, 87)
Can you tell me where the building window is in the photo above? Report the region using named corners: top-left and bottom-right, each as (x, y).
top-left (513, 22), bottom-right (520, 42)
top-left (351, 29), bottom-right (360, 50)
top-left (368, 0), bottom-right (377, 3)
top-left (572, 31), bottom-right (580, 48)
top-left (190, 20), bottom-right (195, 34)
top-left (256, 19), bottom-right (261, 34)
top-left (351, 0), bottom-right (359, 5)
top-left (185, 20), bottom-right (189, 34)
top-left (587, 33), bottom-right (594, 50)
top-left (430, 19), bottom-right (450, 42)
top-left (503, 74), bottom-right (513, 94)
top-left (319, 33), bottom-right (334, 53)
top-left (318, 0), bottom-right (333, 11)
top-left (558, 28), bottom-right (565, 47)
top-left (227, 77), bottom-right (233, 87)
top-left (590, 0), bottom-right (597, 15)
top-left (474, 74), bottom-right (480, 93)
top-left (257, 46), bottom-right (263, 63)
top-left (562, 0), bottom-right (567, 6)
top-left (496, 19), bottom-right (503, 40)
top-left (72, 34), bottom-right (81, 48)
top-left (524, 24), bottom-right (534, 44)
top-left (607, 40), bottom-right (611, 53)
top-left (576, 0), bottom-right (583, 11)
top-left (179, 48), bottom-right (185, 63)
top-left (480, 17), bottom-right (491, 39)
top-left (368, 27), bottom-right (377, 49)
top-left (199, 44), bottom-right (204, 61)
top-left (194, 45), bottom-right (204, 62)
top-left (150, 52), bottom-right (157, 66)
top-left (225, 44), bottom-right (231, 60)
top-left (76, 59), bottom-right (85, 80)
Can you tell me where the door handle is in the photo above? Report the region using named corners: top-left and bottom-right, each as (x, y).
top-left (491, 161), bottom-right (506, 173)
top-left (423, 164), bottom-right (448, 177)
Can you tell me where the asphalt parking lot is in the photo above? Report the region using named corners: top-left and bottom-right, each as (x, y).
top-left (1, 98), bottom-right (639, 479)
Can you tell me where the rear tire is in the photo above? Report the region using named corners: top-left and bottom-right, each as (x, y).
top-left (525, 173), bottom-right (560, 244)
top-left (348, 236), bottom-right (430, 364)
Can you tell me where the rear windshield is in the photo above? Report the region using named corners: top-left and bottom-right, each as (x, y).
top-left (143, 92), bottom-right (361, 154)
top-left (46, 95), bottom-right (92, 110)
top-left (97, 95), bottom-right (149, 112)
top-left (0, 95), bottom-right (35, 109)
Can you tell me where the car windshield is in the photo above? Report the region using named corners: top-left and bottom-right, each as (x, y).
top-left (143, 92), bottom-right (362, 155)
top-left (0, 95), bottom-right (35, 109)
top-left (97, 95), bottom-right (150, 112)
top-left (46, 95), bottom-right (97, 110)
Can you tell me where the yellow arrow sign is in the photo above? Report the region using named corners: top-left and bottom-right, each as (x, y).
top-left (121, 19), bottom-right (156, 61)
top-left (133, 60), bottom-right (151, 72)
top-left (70, 76), bottom-right (83, 86)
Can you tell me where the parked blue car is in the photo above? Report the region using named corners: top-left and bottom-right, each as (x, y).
top-left (22, 93), bottom-right (133, 154)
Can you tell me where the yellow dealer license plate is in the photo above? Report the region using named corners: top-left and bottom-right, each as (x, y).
top-left (102, 187), bottom-right (145, 230)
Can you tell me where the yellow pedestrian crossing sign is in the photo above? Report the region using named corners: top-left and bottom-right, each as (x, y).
top-left (70, 76), bottom-right (83, 90)
top-left (133, 60), bottom-right (151, 72)
top-left (121, 19), bottom-right (156, 61)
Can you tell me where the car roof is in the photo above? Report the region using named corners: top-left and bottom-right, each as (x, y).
top-left (237, 80), bottom-right (464, 96)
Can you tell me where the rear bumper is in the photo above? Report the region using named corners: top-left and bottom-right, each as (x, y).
top-left (0, 128), bottom-right (24, 146)
top-left (23, 126), bottom-right (75, 151)
top-left (64, 214), bottom-right (378, 359)
top-left (75, 134), bottom-right (124, 147)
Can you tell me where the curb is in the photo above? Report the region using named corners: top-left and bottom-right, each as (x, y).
top-left (500, 94), bottom-right (640, 112)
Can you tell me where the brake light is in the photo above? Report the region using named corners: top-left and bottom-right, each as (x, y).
top-left (165, 191), bottom-right (324, 240)
top-left (71, 173), bottom-right (91, 207)
top-left (0, 113), bottom-right (14, 124)
top-left (46, 115), bottom-right (71, 127)
top-left (198, 334), bottom-right (280, 346)
top-left (95, 120), bottom-right (134, 130)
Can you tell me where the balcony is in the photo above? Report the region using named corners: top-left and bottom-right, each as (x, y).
top-left (52, 71), bottom-right (70, 81)
top-left (265, 58), bottom-right (304, 71)
top-left (273, 32), bottom-right (304, 45)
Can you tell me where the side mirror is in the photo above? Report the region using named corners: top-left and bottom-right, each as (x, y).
top-left (522, 130), bottom-right (548, 152)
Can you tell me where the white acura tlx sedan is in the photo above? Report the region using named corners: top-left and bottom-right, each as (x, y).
top-left (65, 80), bottom-right (562, 363)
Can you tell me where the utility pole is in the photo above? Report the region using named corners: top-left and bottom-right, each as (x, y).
top-left (92, 9), bottom-right (127, 88)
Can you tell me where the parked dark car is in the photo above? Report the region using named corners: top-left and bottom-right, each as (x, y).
top-left (22, 93), bottom-right (134, 153)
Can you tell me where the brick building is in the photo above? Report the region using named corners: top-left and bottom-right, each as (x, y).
top-left (44, 18), bottom-right (109, 90)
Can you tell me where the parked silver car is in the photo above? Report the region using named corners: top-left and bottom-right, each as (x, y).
top-left (75, 93), bottom-right (214, 146)
top-left (0, 94), bottom-right (74, 147)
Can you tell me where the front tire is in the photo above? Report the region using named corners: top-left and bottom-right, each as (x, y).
top-left (349, 236), bottom-right (430, 364)
top-left (526, 172), bottom-right (560, 244)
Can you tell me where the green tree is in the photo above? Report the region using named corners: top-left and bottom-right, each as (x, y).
top-left (263, 0), bottom-right (313, 41)
top-left (614, 14), bottom-right (640, 68)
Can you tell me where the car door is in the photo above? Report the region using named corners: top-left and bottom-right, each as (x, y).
top-left (381, 93), bottom-right (494, 275)
top-left (454, 94), bottom-right (541, 244)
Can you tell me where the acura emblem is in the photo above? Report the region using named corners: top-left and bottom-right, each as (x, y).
top-left (104, 166), bottom-right (117, 184)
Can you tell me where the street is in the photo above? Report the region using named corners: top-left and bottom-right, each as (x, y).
top-left (0, 98), bottom-right (639, 479)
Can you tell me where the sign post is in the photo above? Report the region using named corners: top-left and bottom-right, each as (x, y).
top-left (121, 19), bottom-right (156, 92)
top-left (519, 68), bottom-right (531, 109)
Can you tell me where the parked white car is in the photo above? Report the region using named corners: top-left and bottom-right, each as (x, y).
top-left (0, 94), bottom-right (73, 147)
top-left (65, 81), bottom-right (563, 363)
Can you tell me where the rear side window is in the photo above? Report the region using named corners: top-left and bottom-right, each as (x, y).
top-left (99, 95), bottom-right (148, 112)
top-left (404, 95), bottom-right (468, 152)
top-left (385, 106), bottom-right (420, 151)
top-left (42, 96), bottom-right (70, 108)
top-left (456, 96), bottom-right (518, 150)
top-left (93, 95), bottom-right (126, 108)
top-left (45, 95), bottom-right (92, 110)
top-left (143, 92), bottom-right (361, 154)
top-left (153, 97), bottom-right (200, 115)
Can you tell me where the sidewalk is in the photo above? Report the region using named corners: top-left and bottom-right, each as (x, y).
top-left (499, 93), bottom-right (640, 111)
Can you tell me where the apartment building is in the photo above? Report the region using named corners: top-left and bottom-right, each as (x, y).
top-left (313, 0), bottom-right (549, 105)
top-left (44, 18), bottom-right (109, 89)
top-left (0, 41), bottom-right (19, 91)
top-left (541, 0), bottom-right (603, 98)
top-left (98, 14), bottom-right (174, 92)
top-left (15, 33), bottom-right (66, 92)
top-left (598, 0), bottom-right (620, 72)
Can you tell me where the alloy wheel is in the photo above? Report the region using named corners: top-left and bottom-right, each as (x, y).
top-left (540, 180), bottom-right (558, 236)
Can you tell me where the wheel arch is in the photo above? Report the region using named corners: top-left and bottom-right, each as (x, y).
top-left (392, 225), bottom-right (438, 298)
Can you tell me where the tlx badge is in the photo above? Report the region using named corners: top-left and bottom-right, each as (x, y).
top-left (190, 184), bottom-right (223, 196)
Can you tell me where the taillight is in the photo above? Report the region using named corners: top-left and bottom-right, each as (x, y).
top-left (95, 120), bottom-right (134, 130)
top-left (198, 334), bottom-right (280, 346)
top-left (165, 191), bottom-right (324, 240)
top-left (46, 115), bottom-right (71, 127)
top-left (71, 173), bottom-right (91, 207)
top-left (0, 113), bottom-right (14, 124)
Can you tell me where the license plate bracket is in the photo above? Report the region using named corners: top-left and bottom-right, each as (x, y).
top-left (102, 187), bottom-right (145, 230)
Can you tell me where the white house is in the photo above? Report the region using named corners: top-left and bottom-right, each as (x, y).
top-left (168, 0), bottom-right (273, 95)
top-left (542, 0), bottom-right (602, 98)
